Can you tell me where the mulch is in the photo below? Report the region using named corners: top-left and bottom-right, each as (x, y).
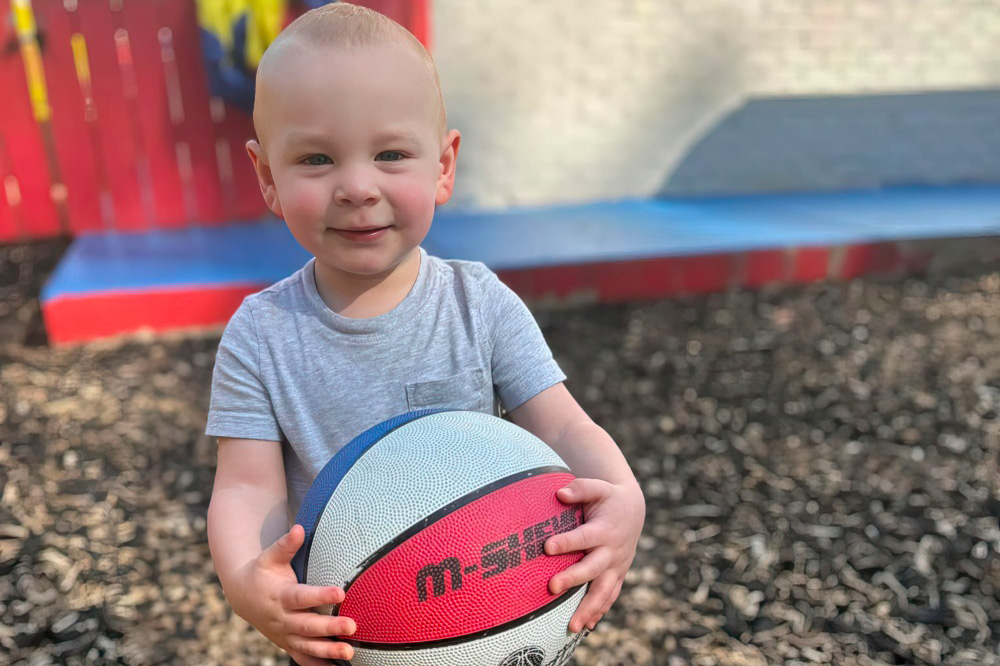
top-left (1, 239), bottom-right (998, 665)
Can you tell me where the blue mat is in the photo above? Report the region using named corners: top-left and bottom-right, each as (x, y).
top-left (42, 185), bottom-right (1000, 301)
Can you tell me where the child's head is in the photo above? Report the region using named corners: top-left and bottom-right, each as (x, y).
top-left (247, 3), bottom-right (460, 286)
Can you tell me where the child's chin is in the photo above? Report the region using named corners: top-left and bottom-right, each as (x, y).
top-left (341, 258), bottom-right (404, 278)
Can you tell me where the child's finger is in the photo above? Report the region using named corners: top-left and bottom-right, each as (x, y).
top-left (544, 521), bottom-right (604, 556)
top-left (287, 636), bottom-right (354, 662)
top-left (556, 478), bottom-right (613, 505)
top-left (569, 571), bottom-right (618, 633)
top-left (260, 524), bottom-right (305, 567)
top-left (289, 611), bottom-right (356, 637)
top-left (287, 583), bottom-right (346, 610)
top-left (288, 649), bottom-right (331, 666)
top-left (586, 574), bottom-right (622, 631)
top-left (548, 548), bottom-right (612, 595)
top-left (594, 578), bottom-right (624, 625)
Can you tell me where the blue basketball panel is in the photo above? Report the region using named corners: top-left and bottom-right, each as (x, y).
top-left (291, 409), bottom-right (446, 581)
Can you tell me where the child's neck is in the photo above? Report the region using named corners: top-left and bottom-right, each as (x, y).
top-left (313, 250), bottom-right (421, 319)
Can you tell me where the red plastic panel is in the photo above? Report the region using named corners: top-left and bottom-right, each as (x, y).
top-left (594, 258), bottom-right (677, 302)
top-left (793, 247), bottom-right (830, 283)
top-left (496, 265), bottom-right (595, 302)
top-left (211, 106), bottom-right (264, 222)
top-left (499, 253), bottom-right (737, 304)
top-left (744, 248), bottom-right (789, 288)
top-left (341, 472), bottom-right (581, 644)
top-left (675, 253), bottom-right (737, 294)
top-left (41, 283), bottom-right (259, 345)
top-left (0, 0), bottom-right (60, 240)
top-left (839, 242), bottom-right (902, 279)
top-left (30, 1), bottom-right (102, 234)
top-left (119, 1), bottom-right (186, 227)
top-left (0, 129), bottom-right (18, 241)
top-left (160, 0), bottom-right (227, 224)
top-left (2, 0), bottom-right (432, 239)
top-left (73, 1), bottom-right (145, 229)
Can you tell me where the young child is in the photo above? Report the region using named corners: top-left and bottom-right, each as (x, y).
top-left (205, 4), bottom-right (645, 665)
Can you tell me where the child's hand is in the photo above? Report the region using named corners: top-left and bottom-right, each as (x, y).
top-left (228, 524), bottom-right (356, 666)
top-left (544, 478), bottom-right (645, 633)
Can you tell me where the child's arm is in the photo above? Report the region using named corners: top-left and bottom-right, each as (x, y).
top-left (509, 383), bottom-right (646, 634)
top-left (207, 438), bottom-right (356, 665)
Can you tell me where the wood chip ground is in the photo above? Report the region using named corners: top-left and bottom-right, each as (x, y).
top-left (1, 240), bottom-right (998, 665)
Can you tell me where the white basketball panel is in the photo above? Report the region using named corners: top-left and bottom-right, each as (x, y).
top-left (306, 411), bottom-right (569, 590)
top-left (350, 586), bottom-right (587, 666)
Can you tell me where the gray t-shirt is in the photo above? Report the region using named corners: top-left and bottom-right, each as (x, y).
top-left (206, 248), bottom-right (565, 517)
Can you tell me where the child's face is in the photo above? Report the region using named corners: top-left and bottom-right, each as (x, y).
top-left (248, 42), bottom-right (458, 281)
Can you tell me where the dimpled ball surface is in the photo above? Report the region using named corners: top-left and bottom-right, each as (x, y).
top-left (297, 411), bottom-right (588, 666)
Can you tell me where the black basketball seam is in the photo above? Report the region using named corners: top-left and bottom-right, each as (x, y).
top-left (345, 585), bottom-right (586, 651)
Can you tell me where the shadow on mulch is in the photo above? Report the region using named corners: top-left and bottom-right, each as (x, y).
top-left (0, 238), bottom-right (70, 347)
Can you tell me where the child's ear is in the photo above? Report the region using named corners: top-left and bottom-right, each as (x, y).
top-left (435, 130), bottom-right (461, 205)
top-left (246, 139), bottom-right (283, 219)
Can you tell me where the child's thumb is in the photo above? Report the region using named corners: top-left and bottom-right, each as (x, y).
top-left (557, 477), bottom-right (609, 503)
top-left (263, 524), bottom-right (305, 565)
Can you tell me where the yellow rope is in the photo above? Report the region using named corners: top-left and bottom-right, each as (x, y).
top-left (11, 0), bottom-right (50, 123)
top-left (70, 33), bottom-right (91, 89)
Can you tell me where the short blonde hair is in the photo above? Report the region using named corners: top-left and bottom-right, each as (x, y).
top-left (255, 3), bottom-right (447, 137)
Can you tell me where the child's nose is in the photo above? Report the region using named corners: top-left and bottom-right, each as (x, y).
top-left (334, 168), bottom-right (380, 206)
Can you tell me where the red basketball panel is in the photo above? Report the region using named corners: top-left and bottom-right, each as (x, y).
top-left (341, 472), bottom-right (582, 644)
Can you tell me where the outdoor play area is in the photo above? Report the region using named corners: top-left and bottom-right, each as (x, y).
top-left (2, 0), bottom-right (1000, 665)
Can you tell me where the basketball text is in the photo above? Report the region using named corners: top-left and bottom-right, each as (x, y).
top-left (415, 507), bottom-right (582, 602)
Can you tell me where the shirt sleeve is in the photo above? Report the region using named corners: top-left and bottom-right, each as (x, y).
top-left (205, 301), bottom-right (284, 441)
top-left (479, 269), bottom-right (566, 411)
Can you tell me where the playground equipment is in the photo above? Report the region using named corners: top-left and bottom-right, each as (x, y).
top-left (0, 0), bottom-right (431, 343)
top-left (0, 0), bottom-right (427, 239)
top-left (3, 1), bottom-right (1000, 345)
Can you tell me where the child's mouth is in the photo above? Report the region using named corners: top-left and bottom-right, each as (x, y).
top-left (330, 226), bottom-right (390, 242)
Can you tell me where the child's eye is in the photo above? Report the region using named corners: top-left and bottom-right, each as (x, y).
top-left (376, 151), bottom-right (405, 162)
top-left (303, 154), bottom-right (332, 166)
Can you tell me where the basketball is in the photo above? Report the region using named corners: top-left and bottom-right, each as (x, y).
top-left (291, 410), bottom-right (588, 666)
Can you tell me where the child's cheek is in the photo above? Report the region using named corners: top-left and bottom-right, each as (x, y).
top-left (390, 172), bottom-right (438, 221)
top-left (286, 182), bottom-right (331, 223)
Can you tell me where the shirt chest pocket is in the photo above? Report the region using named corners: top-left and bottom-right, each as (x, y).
top-left (406, 368), bottom-right (493, 413)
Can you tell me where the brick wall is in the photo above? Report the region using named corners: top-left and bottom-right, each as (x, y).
top-left (434, 0), bottom-right (1000, 208)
